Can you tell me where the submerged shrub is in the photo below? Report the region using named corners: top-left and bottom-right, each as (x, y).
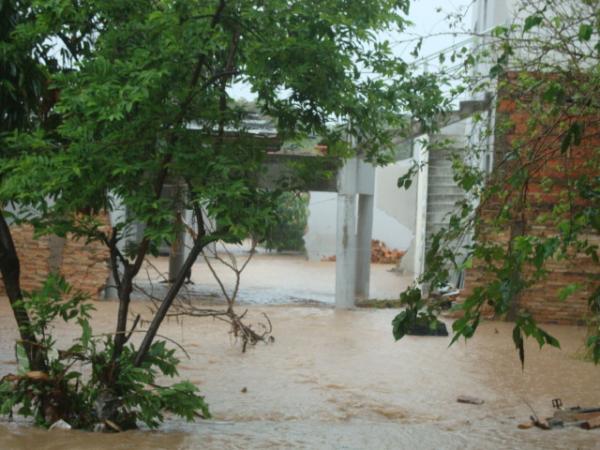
top-left (0, 274), bottom-right (210, 430)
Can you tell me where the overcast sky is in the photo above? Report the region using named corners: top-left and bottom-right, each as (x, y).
top-left (396, 0), bottom-right (475, 60)
top-left (229, 0), bottom-right (475, 100)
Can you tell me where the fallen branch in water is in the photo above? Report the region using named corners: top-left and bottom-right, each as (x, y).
top-left (137, 223), bottom-right (274, 352)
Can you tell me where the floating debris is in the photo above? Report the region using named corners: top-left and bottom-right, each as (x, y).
top-left (526, 399), bottom-right (600, 430)
top-left (457, 395), bottom-right (485, 405)
top-left (49, 419), bottom-right (72, 431)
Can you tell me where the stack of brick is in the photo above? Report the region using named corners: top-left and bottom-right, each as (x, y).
top-left (321, 240), bottom-right (405, 264)
top-left (0, 219), bottom-right (111, 299)
top-left (370, 240), bottom-right (405, 264)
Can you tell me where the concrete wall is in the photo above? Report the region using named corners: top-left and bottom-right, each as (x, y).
top-left (304, 191), bottom-right (338, 260)
top-left (472, 0), bottom-right (521, 32)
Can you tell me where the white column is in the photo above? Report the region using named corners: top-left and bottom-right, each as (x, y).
top-left (335, 192), bottom-right (357, 309)
top-left (413, 135), bottom-right (430, 284)
top-left (355, 193), bottom-right (374, 299)
top-left (335, 156), bottom-right (375, 308)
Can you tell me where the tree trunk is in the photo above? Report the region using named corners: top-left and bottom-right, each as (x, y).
top-left (0, 211), bottom-right (46, 371)
top-left (133, 235), bottom-right (207, 366)
top-left (113, 266), bottom-right (134, 361)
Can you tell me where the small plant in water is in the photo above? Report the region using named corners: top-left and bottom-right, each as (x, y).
top-left (0, 274), bottom-right (209, 430)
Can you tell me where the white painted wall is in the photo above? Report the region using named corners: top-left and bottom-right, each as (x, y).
top-left (373, 159), bottom-right (417, 251)
top-left (304, 191), bottom-right (338, 260)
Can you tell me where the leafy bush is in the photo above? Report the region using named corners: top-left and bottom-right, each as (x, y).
top-left (263, 192), bottom-right (309, 252)
top-left (0, 274), bottom-right (210, 430)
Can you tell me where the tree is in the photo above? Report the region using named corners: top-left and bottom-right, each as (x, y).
top-left (1, 0), bottom-right (444, 429)
top-left (393, 0), bottom-right (600, 365)
top-left (0, 0), bottom-right (57, 373)
top-left (264, 192), bottom-right (309, 252)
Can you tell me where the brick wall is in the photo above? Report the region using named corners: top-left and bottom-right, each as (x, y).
top-left (0, 219), bottom-right (111, 299)
top-left (462, 73), bottom-right (599, 325)
top-left (463, 232), bottom-right (598, 325)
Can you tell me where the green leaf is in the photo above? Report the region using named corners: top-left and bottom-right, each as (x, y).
top-left (15, 343), bottom-right (30, 374)
top-left (523, 15), bottom-right (543, 32)
top-left (512, 325), bottom-right (525, 369)
top-left (541, 330), bottom-right (560, 349)
top-left (392, 311), bottom-right (410, 340)
top-left (79, 318), bottom-right (92, 348)
top-left (491, 26), bottom-right (509, 37)
top-left (586, 335), bottom-right (600, 364)
top-left (543, 83), bottom-right (565, 104)
top-left (561, 122), bottom-right (584, 153)
top-left (578, 24), bottom-right (593, 41)
top-left (558, 283), bottom-right (581, 301)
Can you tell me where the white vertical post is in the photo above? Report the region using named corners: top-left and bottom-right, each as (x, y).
top-left (355, 193), bottom-right (374, 299)
top-left (413, 135), bottom-right (430, 283)
top-left (335, 192), bottom-right (357, 308)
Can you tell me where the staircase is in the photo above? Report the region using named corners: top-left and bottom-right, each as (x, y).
top-left (424, 125), bottom-right (468, 284)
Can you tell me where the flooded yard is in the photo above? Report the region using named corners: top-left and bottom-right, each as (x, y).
top-left (1, 299), bottom-right (599, 449)
top-left (134, 254), bottom-right (412, 305)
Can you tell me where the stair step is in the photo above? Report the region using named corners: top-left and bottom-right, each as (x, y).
top-left (428, 170), bottom-right (455, 178)
top-left (428, 153), bottom-right (456, 160)
top-left (427, 149), bottom-right (465, 159)
top-left (428, 141), bottom-right (468, 150)
top-left (427, 211), bottom-right (458, 223)
top-left (428, 186), bottom-right (464, 195)
top-left (428, 192), bottom-right (464, 199)
top-left (427, 222), bottom-right (449, 232)
top-left (427, 199), bottom-right (463, 207)
top-left (428, 175), bottom-right (456, 183)
top-left (429, 162), bottom-right (453, 174)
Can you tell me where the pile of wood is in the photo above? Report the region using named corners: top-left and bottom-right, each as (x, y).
top-left (322, 240), bottom-right (405, 264)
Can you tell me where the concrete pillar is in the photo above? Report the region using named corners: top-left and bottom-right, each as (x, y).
top-left (335, 156), bottom-right (375, 308)
top-left (355, 193), bottom-right (374, 299)
top-left (413, 135), bottom-right (430, 282)
top-left (335, 192), bottom-right (357, 309)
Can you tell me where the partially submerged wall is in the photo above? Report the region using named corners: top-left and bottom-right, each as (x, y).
top-left (462, 78), bottom-right (599, 325)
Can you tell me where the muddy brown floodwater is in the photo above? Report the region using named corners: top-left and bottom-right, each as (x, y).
top-left (1, 299), bottom-right (599, 449)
